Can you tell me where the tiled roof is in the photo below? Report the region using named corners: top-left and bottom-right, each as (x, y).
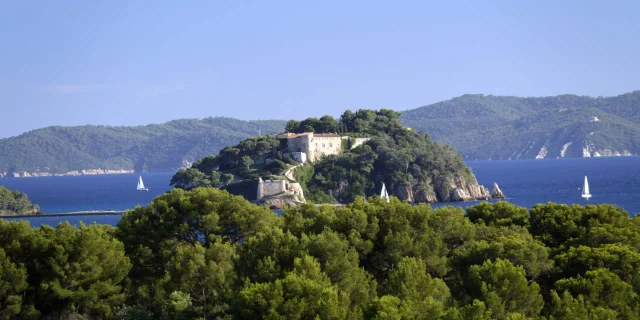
top-left (314, 133), bottom-right (341, 137)
top-left (286, 132), bottom-right (313, 139)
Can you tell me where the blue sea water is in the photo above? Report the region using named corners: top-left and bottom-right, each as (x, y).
top-left (1, 157), bottom-right (639, 227)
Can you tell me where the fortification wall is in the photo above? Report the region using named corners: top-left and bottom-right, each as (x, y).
top-left (309, 136), bottom-right (342, 161)
top-left (351, 137), bottom-right (371, 149)
top-left (261, 180), bottom-right (286, 197)
top-left (285, 152), bottom-right (307, 163)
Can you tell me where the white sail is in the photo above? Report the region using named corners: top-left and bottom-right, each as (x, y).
top-left (380, 183), bottom-right (390, 203)
top-left (581, 176), bottom-right (591, 199)
top-left (137, 176), bottom-right (148, 191)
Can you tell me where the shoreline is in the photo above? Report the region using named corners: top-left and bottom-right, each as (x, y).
top-left (0, 211), bottom-right (126, 219)
top-left (0, 169), bottom-right (136, 178)
top-left (3, 155), bottom-right (639, 177)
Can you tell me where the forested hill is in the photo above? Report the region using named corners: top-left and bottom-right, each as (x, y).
top-left (399, 91), bottom-right (640, 160)
top-left (0, 117), bottom-right (286, 176)
top-left (172, 109), bottom-right (491, 205)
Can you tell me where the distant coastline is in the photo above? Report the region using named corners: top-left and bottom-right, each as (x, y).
top-left (0, 169), bottom-right (135, 178)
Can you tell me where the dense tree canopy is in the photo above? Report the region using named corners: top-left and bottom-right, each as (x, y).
top-left (0, 220), bottom-right (130, 318)
top-left (2, 190), bottom-right (640, 319)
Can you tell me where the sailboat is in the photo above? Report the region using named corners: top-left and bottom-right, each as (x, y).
top-left (581, 176), bottom-right (591, 200)
top-left (137, 176), bottom-right (148, 191)
top-left (380, 183), bottom-right (390, 203)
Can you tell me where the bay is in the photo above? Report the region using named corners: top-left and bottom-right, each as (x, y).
top-left (1, 156), bottom-right (639, 227)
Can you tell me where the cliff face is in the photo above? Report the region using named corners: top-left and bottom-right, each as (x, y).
top-left (391, 173), bottom-right (490, 203)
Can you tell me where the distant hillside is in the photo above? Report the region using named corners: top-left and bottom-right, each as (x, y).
top-left (0, 118), bottom-right (286, 176)
top-left (400, 91), bottom-right (640, 160)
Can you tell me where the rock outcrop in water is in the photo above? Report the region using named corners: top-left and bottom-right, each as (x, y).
top-left (491, 182), bottom-right (506, 199)
top-left (388, 173), bottom-right (491, 203)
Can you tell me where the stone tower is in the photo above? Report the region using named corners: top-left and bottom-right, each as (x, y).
top-left (257, 177), bottom-right (264, 200)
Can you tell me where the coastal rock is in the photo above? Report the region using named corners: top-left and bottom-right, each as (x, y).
top-left (434, 174), bottom-right (490, 202)
top-left (287, 182), bottom-right (306, 202)
top-left (413, 188), bottom-right (437, 203)
top-left (334, 180), bottom-right (350, 198)
top-left (491, 182), bottom-right (506, 199)
top-left (11, 171), bottom-right (33, 178)
top-left (393, 184), bottom-right (414, 202)
top-left (254, 195), bottom-right (303, 209)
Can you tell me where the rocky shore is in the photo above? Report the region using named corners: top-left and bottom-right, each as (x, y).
top-left (0, 169), bottom-right (134, 178)
top-left (386, 173), bottom-right (491, 204)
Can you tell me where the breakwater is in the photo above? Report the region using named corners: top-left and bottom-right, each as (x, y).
top-left (0, 211), bottom-right (125, 219)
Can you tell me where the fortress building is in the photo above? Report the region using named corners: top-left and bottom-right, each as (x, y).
top-left (286, 132), bottom-right (370, 162)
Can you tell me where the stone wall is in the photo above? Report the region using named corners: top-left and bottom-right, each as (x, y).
top-left (256, 177), bottom-right (306, 203)
top-left (257, 178), bottom-right (287, 199)
top-left (286, 133), bottom-right (370, 162)
top-left (287, 134), bottom-right (312, 154)
top-left (308, 135), bottom-right (342, 161)
top-left (351, 137), bottom-right (371, 149)
top-left (285, 152), bottom-right (307, 163)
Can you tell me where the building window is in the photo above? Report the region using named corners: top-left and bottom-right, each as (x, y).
top-left (329, 143), bottom-right (332, 147)
top-left (322, 143), bottom-right (325, 147)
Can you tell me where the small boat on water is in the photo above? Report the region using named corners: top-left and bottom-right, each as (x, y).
top-left (581, 176), bottom-right (591, 200)
top-left (380, 183), bottom-right (390, 203)
top-left (137, 176), bottom-right (148, 191)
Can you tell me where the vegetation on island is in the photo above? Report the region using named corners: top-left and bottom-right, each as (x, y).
top-left (0, 117), bottom-right (286, 175)
top-left (2, 187), bottom-right (640, 319)
top-left (399, 91), bottom-right (640, 160)
top-left (172, 109), bottom-right (476, 204)
top-left (0, 186), bottom-right (40, 215)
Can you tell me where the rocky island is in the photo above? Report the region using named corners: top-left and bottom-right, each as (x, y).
top-left (171, 109), bottom-right (494, 207)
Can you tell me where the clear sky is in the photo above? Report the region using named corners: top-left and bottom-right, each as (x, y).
top-left (1, 0), bottom-right (639, 138)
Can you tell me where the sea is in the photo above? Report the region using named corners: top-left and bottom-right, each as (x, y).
top-left (1, 157), bottom-right (639, 227)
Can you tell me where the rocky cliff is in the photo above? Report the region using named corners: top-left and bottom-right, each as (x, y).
top-left (388, 173), bottom-right (490, 203)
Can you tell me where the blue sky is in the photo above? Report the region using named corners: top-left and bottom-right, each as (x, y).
top-left (1, 0), bottom-right (639, 138)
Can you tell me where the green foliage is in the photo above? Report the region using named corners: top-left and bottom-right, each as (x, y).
top-left (529, 203), bottom-right (640, 250)
top-left (173, 108), bottom-right (475, 205)
top-left (399, 92), bottom-right (640, 159)
top-left (554, 269), bottom-right (640, 319)
top-left (0, 220), bottom-right (131, 318)
top-left (115, 188), bottom-right (278, 316)
top-left (466, 259), bottom-right (544, 319)
top-left (5, 191), bottom-right (640, 319)
top-left (467, 201), bottom-right (530, 228)
top-left (294, 110), bottom-right (471, 203)
top-left (0, 186), bottom-right (39, 215)
top-left (0, 117), bottom-right (285, 174)
top-left (0, 248), bottom-right (28, 318)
